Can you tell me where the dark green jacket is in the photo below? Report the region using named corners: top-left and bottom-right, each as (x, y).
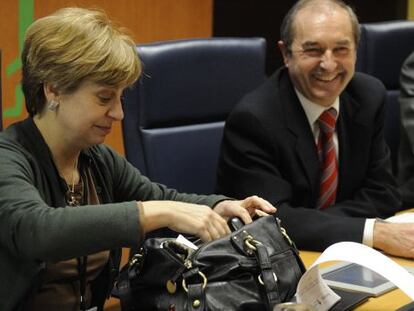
top-left (0, 118), bottom-right (227, 310)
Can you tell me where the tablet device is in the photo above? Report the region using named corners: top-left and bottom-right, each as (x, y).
top-left (329, 288), bottom-right (372, 311)
top-left (320, 262), bottom-right (414, 297)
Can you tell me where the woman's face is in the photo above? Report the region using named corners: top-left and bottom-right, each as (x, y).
top-left (56, 80), bottom-right (125, 148)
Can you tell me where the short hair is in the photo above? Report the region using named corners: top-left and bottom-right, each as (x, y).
top-left (22, 7), bottom-right (141, 117)
top-left (280, 0), bottom-right (360, 55)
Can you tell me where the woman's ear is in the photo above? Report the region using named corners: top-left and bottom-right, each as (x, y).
top-left (43, 83), bottom-right (59, 102)
top-left (43, 83), bottom-right (60, 111)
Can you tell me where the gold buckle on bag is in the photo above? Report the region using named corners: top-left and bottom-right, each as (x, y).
top-left (182, 271), bottom-right (208, 292)
top-left (244, 234), bottom-right (263, 253)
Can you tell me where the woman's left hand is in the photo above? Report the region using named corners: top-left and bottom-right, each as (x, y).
top-left (213, 195), bottom-right (277, 225)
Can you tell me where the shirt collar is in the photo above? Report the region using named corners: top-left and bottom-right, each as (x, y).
top-left (294, 88), bottom-right (340, 127)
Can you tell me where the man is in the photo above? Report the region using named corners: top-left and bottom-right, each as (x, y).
top-left (217, 0), bottom-right (414, 258)
top-left (399, 51), bottom-right (414, 208)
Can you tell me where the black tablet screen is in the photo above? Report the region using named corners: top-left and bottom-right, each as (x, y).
top-left (323, 263), bottom-right (387, 288)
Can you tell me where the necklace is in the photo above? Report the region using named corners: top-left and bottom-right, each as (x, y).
top-left (66, 156), bottom-right (80, 207)
top-left (61, 156), bottom-right (88, 310)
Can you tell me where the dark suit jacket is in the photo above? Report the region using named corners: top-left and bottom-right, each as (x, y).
top-left (216, 67), bottom-right (400, 251)
top-left (398, 51), bottom-right (414, 208)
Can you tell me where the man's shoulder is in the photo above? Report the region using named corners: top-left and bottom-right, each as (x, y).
top-left (347, 72), bottom-right (386, 96)
top-left (343, 72), bottom-right (387, 109)
top-left (236, 68), bottom-right (289, 111)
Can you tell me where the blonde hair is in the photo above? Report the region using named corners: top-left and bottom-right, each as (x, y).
top-left (22, 7), bottom-right (141, 116)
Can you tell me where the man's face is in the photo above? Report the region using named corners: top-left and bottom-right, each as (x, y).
top-left (280, 6), bottom-right (357, 107)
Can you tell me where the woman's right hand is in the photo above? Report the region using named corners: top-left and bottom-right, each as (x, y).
top-left (138, 201), bottom-right (231, 242)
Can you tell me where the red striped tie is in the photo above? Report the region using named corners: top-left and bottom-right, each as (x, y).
top-left (316, 108), bottom-right (338, 210)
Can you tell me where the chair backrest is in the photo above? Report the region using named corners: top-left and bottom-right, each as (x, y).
top-left (122, 37), bottom-right (267, 194)
top-left (356, 20), bottom-right (414, 175)
top-left (0, 49), bottom-right (2, 131)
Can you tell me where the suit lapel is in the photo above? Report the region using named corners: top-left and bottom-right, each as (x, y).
top-left (276, 69), bottom-right (370, 204)
top-left (336, 91), bottom-right (366, 199)
top-left (279, 72), bottom-right (320, 195)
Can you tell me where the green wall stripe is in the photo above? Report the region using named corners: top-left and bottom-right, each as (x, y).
top-left (4, 0), bottom-right (34, 118)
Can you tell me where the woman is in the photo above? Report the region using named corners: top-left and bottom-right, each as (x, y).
top-left (0, 7), bottom-right (276, 311)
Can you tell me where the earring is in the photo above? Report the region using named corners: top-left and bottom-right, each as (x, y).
top-left (48, 100), bottom-right (59, 111)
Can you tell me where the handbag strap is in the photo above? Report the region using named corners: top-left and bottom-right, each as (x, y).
top-left (233, 228), bottom-right (281, 310)
top-left (112, 255), bottom-right (144, 311)
top-left (111, 266), bottom-right (134, 310)
top-left (255, 242), bottom-right (280, 309)
top-left (183, 267), bottom-right (207, 311)
top-left (187, 283), bottom-right (206, 311)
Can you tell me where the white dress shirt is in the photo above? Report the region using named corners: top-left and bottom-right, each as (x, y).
top-left (294, 88), bottom-right (375, 247)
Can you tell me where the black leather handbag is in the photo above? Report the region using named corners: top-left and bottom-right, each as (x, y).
top-left (113, 215), bottom-right (306, 311)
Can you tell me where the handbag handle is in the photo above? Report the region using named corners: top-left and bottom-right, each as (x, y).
top-left (228, 217), bottom-right (245, 231)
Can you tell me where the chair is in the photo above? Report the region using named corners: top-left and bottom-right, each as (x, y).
top-left (356, 20), bottom-right (414, 175)
top-left (0, 49), bottom-right (2, 131)
top-left (122, 37), bottom-right (267, 194)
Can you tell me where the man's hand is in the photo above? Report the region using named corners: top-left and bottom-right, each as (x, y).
top-left (213, 195), bottom-right (277, 225)
top-left (373, 221), bottom-right (414, 258)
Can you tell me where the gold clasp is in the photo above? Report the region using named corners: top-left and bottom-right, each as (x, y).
top-left (182, 271), bottom-right (208, 293)
top-left (244, 235), bottom-right (263, 251)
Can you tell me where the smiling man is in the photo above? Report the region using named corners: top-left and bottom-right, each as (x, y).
top-left (216, 0), bottom-right (414, 258)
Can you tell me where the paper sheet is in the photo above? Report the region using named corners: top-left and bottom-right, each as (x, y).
top-left (296, 265), bottom-right (341, 310)
top-left (297, 242), bottom-right (414, 311)
top-left (176, 234), bottom-right (198, 250)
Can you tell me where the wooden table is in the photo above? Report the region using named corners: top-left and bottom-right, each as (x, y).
top-left (300, 250), bottom-right (414, 310)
